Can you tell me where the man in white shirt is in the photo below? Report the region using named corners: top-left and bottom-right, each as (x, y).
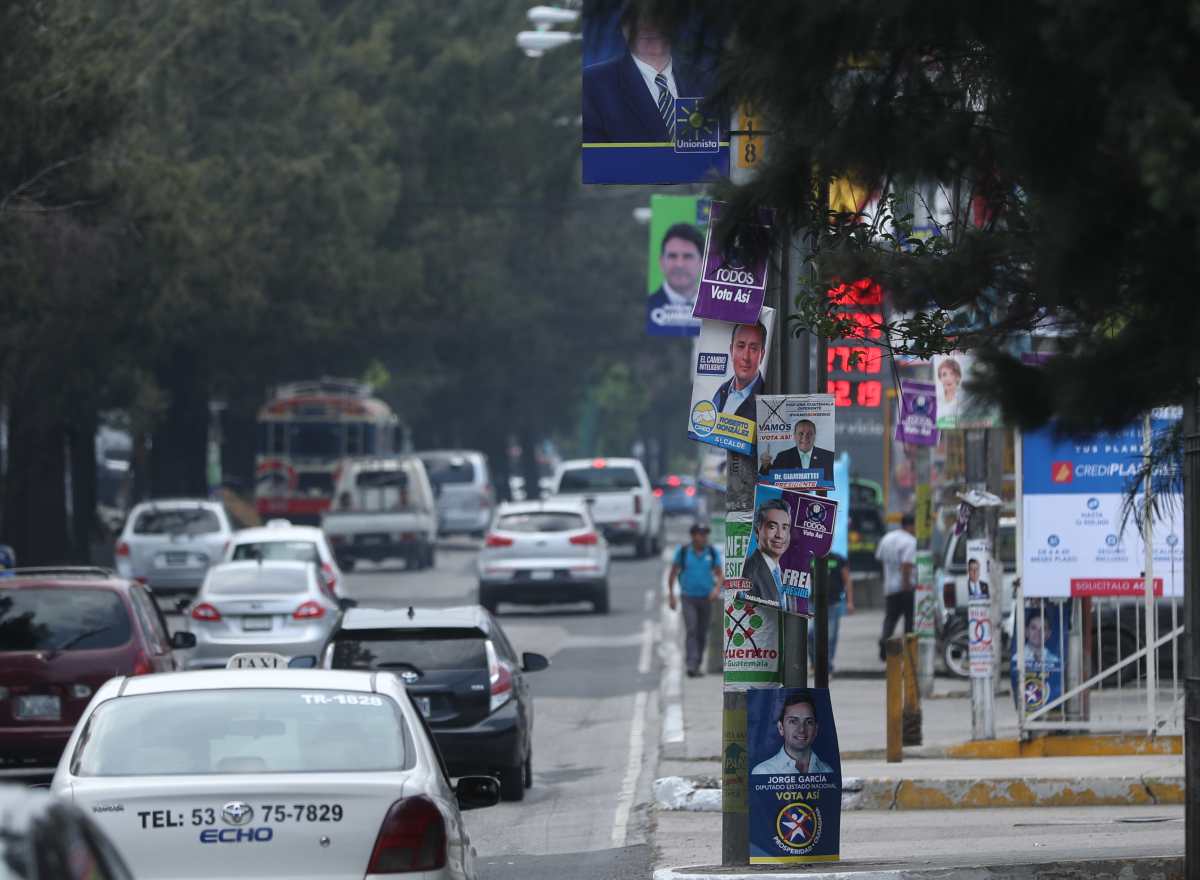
top-left (751, 692), bottom-right (834, 775)
top-left (875, 512), bottom-right (917, 662)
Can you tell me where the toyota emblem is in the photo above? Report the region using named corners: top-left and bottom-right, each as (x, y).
top-left (222, 802), bottom-right (254, 826)
top-left (400, 670), bottom-right (419, 684)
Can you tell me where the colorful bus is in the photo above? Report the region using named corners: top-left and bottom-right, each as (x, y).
top-left (255, 379), bottom-right (400, 523)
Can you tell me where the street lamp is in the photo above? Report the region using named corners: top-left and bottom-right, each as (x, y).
top-left (516, 4), bottom-right (580, 58)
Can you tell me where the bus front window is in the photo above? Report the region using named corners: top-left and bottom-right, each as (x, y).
top-left (286, 422), bottom-right (344, 458)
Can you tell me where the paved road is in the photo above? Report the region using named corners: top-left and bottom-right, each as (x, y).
top-left (338, 534), bottom-right (671, 880)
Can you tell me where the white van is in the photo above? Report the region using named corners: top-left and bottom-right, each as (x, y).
top-left (320, 457), bottom-right (438, 570)
top-left (416, 449), bottom-right (494, 536)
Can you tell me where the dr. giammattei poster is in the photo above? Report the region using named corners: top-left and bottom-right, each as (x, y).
top-left (688, 308), bottom-right (776, 455)
top-left (756, 395), bottom-right (836, 491)
top-left (748, 688), bottom-right (841, 864)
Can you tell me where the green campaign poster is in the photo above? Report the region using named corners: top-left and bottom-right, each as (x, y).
top-left (646, 194), bottom-right (709, 337)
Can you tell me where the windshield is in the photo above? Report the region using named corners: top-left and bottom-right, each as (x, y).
top-left (133, 508), bottom-right (221, 535)
top-left (557, 467), bottom-right (640, 492)
top-left (0, 588), bottom-right (131, 652)
top-left (496, 512), bottom-right (585, 533)
top-left (420, 455), bottom-right (477, 485)
top-left (287, 422), bottom-right (344, 458)
top-left (231, 541), bottom-right (319, 563)
top-left (331, 631), bottom-right (486, 672)
top-left (72, 689), bottom-right (410, 776)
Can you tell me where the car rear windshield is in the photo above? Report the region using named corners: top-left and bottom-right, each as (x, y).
top-left (557, 467), bottom-right (640, 492)
top-left (206, 567), bottom-right (311, 596)
top-left (0, 588), bottom-right (131, 652)
top-left (496, 512), bottom-right (585, 533)
top-left (420, 455), bottom-right (476, 485)
top-left (133, 508), bottom-right (221, 535)
top-left (72, 689), bottom-right (411, 776)
top-left (231, 541), bottom-right (319, 563)
top-left (331, 629), bottom-right (486, 673)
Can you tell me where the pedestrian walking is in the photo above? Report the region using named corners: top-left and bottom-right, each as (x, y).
top-left (808, 553), bottom-right (855, 673)
top-left (667, 523), bottom-right (724, 677)
top-left (876, 512), bottom-right (917, 661)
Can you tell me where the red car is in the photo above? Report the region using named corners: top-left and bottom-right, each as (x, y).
top-left (0, 567), bottom-right (195, 773)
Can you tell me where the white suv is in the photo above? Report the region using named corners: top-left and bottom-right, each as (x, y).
top-left (550, 458), bottom-right (663, 558)
top-left (115, 499), bottom-right (233, 593)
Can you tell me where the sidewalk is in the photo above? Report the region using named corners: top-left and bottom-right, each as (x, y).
top-left (651, 600), bottom-right (1186, 878)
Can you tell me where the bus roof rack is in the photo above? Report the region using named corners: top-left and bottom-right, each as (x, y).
top-left (272, 378), bottom-right (373, 399)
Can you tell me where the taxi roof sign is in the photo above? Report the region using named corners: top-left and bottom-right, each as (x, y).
top-left (226, 652), bottom-right (289, 669)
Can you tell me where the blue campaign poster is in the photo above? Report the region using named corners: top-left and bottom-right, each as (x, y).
top-left (1011, 602), bottom-right (1068, 713)
top-left (581, 6), bottom-right (728, 184)
top-left (747, 688), bottom-right (841, 864)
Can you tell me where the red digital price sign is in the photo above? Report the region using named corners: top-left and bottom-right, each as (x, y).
top-left (826, 279), bottom-right (885, 409)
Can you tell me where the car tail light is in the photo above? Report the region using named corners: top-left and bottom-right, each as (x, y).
top-left (569, 532), bottom-right (599, 546)
top-left (653, 488), bottom-right (664, 497)
top-left (115, 541), bottom-right (130, 557)
top-left (191, 602), bottom-right (221, 622)
top-left (685, 487), bottom-right (696, 497)
top-left (485, 533), bottom-right (513, 548)
top-left (320, 562), bottom-right (338, 598)
top-left (293, 601), bottom-right (325, 620)
top-left (485, 640), bottom-right (513, 712)
top-left (70, 684), bottom-right (93, 699)
top-left (591, 458), bottom-right (607, 469)
top-left (634, 495), bottom-right (643, 514)
top-left (366, 796), bottom-right (447, 874)
top-left (943, 582), bottom-right (957, 609)
top-left (131, 651), bottom-right (153, 676)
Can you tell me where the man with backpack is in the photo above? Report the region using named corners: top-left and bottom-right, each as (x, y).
top-left (667, 523), bottom-right (724, 677)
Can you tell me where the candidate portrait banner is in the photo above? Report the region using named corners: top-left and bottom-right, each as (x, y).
top-left (748, 688), bottom-right (841, 864)
top-left (646, 195), bottom-right (707, 337)
top-left (581, 7), bottom-right (728, 184)
top-left (692, 200), bottom-right (773, 324)
top-left (895, 380), bottom-right (938, 446)
top-left (932, 351), bottom-right (998, 429)
top-left (756, 395), bottom-right (836, 491)
top-left (734, 483), bottom-right (837, 617)
top-left (687, 308), bottom-right (776, 455)
top-left (1012, 602), bottom-right (1067, 713)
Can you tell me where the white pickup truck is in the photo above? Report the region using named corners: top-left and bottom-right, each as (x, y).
top-left (550, 458), bottom-right (663, 558)
top-left (320, 457), bottom-right (438, 571)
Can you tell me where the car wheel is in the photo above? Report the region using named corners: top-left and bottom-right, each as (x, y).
top-left (592, 585), bottom-right (610, 614)
top-left (634, 536), bottom-right (650, 559)
top-left (523, 750), bottom-right (533, 789)
top-left (942, 623), bottom-right (969, 679)
top-left (339, 557), bottom-right (356, 573)
top-left (480, 590), bottom-right (498, 614)
top-left (499, 762), bottom-right (525, 801)
top-left (425, 544), bottom-right (437, 569)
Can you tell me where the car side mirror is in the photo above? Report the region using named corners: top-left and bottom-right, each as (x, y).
top-left (171, 631), bottom-right (197, 650)
top-left (338, 597), bottom-right (358, 611)
top-left (521, 652), bottom-right (550, 673)
top-left (288, 655), bottom-right (318, 669)
top-left (455, 776), bottom-right (500, 811)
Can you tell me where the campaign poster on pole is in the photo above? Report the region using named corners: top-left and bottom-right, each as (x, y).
top-left (734, 483), bottom-right (837, 617)
top-left (692, 201), bottom-right (773, 324)
top-left (932, 352), bottom-right (998, 429)
top-left (687, 308), bottom-right (776, 455)
top-left (966, 538), bottom-right (993, 678)
top-left (581, 6), bottom-right (728, 184)
top-left (1012, 602), bottom-right (1067, 712)
top-left (895, 380), bottom-right (938, 446)
top-left (1020, 409), bottom-right (1183, 598)
top-left (646, 195), bottom-right (708, 337)
top-left (914, 551), bottom-right (936, 639)
top-left (748, 688), bottom-right (841, 864)
top-left (755, 395), bottom-right (836, 491)
top-left (723, 592), bottom-right (781, 686)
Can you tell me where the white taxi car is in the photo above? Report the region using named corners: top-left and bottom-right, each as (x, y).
top-left (49, 663), bottom-right (500, 879)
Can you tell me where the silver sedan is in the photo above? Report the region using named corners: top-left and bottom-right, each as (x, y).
top-left (50, 668), bottom-right (500, 880)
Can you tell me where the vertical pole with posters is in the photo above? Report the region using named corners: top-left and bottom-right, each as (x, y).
top-left (967, 429), bottom-right (996, 739)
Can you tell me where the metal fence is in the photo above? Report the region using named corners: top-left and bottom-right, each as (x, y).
top-left (1017, 590), bottom-right (1185, 735)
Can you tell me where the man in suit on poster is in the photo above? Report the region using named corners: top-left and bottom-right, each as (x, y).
top-left (759, 418), bottom-right (834, 484)
top-left (711, 321), bottom-right (767, 421)
top-left (741, 498), bottom-right (792, 605)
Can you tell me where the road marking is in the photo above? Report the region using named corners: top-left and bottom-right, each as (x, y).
top-left (563, 632), bottom-right (650, 649)
top-left (637, 619), bottom-right (657, 675)
top-left (611, 688), bottom-right (649, 848)
top-left (644, 587), bottom-right (654, 612)
top-left (660, 590), bottom-right (685, 745)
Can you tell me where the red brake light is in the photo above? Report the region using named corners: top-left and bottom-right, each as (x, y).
top-left (667, 475), bottom-right (681, 487)
top-left (569, 532), bottom-right (599, 546)
top-left (190, 602), bottom-right (221, 622)
top-left (320, 562), bottom-right (338, 598)
top-left (131, 651), bottom-right (153, 676)
top-left (591, 458), bottom-right (607, 468)
top-left (653, 488), bottom-right (664, 497)
top-left (685, 486), bottom-right (696, 497)
top-left (366, 796), bottom-right (447, 874)
top-left (293, 601), bottom-right (325, 620)
top-left (486, 640), bottom-right (513, 712)
top-left (485, 533), bottom-right (513, 547)
top-left (115, 541), bottom-right (130, 557)
top-left (943, 582), bottom-right (957, 609)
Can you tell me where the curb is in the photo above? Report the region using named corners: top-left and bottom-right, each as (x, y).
top-left (652, 855), bottom-right (1183, 880)
top-left (654, 774), bottom-right (1185, 811)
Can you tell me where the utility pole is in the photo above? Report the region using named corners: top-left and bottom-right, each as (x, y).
top-left (1182, 383), bottom-right (1200, 877)
top-left (966, 428), bottom-right (997, 739)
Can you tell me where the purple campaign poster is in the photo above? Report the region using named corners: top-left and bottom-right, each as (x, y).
top-left (895, 380), bottom-right (938, 446)
top-left (735, 484), bottom-right (837, 617)
top-left (692, 201), bottom-right (773, 324)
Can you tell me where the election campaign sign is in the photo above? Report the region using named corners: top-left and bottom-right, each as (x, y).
top-left (1021, 409), bottom-right (1183, 598)
top-left (688, 308), bottom-right (776, 455)
top-left (1011, 602), bottom-right (1067, 712)
top-left (756, 395), bottom-right (836, 491)
top-left (734, 484), bottom-right (837, 617)
top-left (692, 201), bottom-right (773, 324)
top-left (932, 352), bottom-right (998, 429)
top-left (646, 195), bottom-right (707, 337)
top-left (748, 688), bottom-right (841, 864)
top-left (581, 7), bottom-right (728, 184)
top-left (895, 380), bottom-right (938, 446)
top-left (723, 591), bottom-right (781, 686)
